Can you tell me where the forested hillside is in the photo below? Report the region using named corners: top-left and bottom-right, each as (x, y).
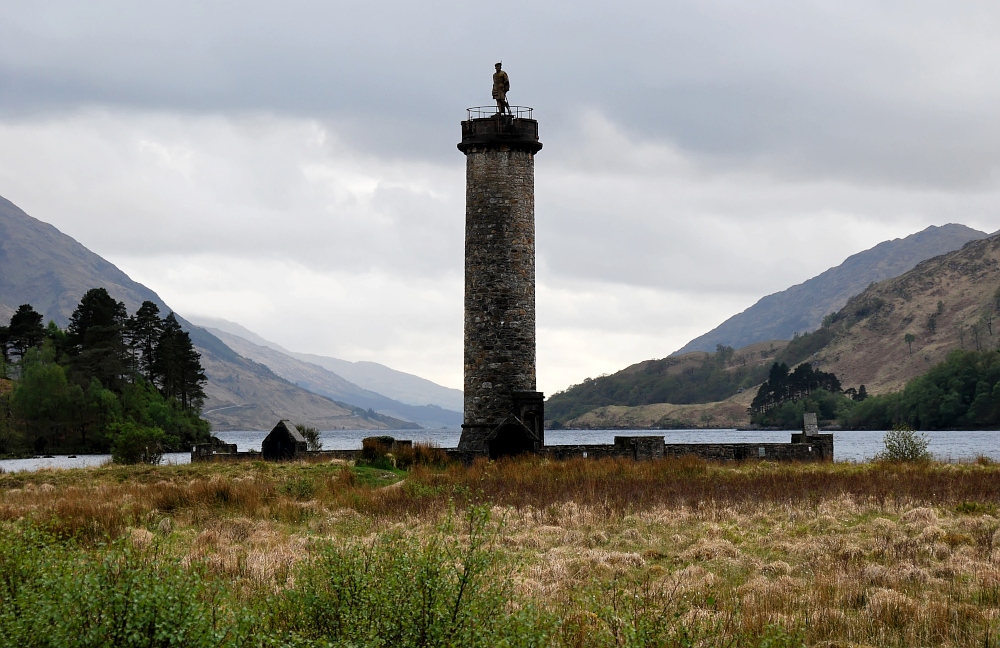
top-left (0, 289), bottom-right (210, 457)
top-left (809, 232), bottom-right (1000, 395)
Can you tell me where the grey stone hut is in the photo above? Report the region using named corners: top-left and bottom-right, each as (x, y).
top-left (262, 420), bottom-right (307, 460)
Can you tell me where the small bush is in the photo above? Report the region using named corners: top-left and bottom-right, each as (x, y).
top-left (280, 476), bottom-right (316, 501)
top-left (272, 506), bottom-right (538, 646)
top-left (877, 424), bottom-right (931, 463)
top-left (0, 527), bottom-right (250, 646)
top-left (358, 436), bottom-right (396, 469)
top-left (109, 422), bottom-right (171, 465)
top-left (395, 441), bottom-right (451, 469)
top-left (294, 422), bottom-right (322, 451)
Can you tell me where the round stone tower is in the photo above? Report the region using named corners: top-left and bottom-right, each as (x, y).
top-left (457, 108), bottom-right (544, 458)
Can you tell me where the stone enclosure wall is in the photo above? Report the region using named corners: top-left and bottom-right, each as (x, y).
top-left (542, 435), bottom-right (834, 463)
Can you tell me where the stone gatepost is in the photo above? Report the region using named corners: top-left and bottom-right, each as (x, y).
top-left (456, 109), bottom-right (544, 457)
top-left (803, 412), bottom-right (819, 436)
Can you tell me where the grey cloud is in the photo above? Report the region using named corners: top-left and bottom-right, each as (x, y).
top-left (3, 2), bottom-right (1000, 186)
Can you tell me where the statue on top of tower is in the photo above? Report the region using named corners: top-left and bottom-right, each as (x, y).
top-left (492, 62), bottom-right (511, 116)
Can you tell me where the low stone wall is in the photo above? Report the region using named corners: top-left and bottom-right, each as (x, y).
top-left (193, 434), bottom-right (834, 465)
top-left (543, 436), bottom-right (666, 461)
top-left (545, 434), bottom-right (833, 463)
top-left (191, 449), bottom-right (362, 463)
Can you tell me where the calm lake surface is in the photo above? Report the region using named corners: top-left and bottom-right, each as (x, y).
top-left (2, 429), bottom-right (997, 473)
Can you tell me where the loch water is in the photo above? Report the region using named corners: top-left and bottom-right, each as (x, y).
top-left (1, 428), bottom-right (998, 472)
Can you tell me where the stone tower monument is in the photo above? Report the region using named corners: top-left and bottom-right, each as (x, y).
top-left (456, 99), bottom-right (544, 459)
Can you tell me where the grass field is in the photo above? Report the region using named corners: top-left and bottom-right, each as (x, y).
top-left (1, 456), bottom-right (998, 646)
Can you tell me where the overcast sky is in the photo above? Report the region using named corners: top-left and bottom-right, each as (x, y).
top-left (2, 1), bottom-right (1000, 394)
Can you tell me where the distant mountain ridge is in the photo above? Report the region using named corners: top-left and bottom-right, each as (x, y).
top-left (190, 316), bottom-right (463, 412)
top-left (0, 195), bottom-right (415, 431)
top-left (674, 224), bottom-right (988, 355)
top-left (202, 326), bottom-right (462, 428)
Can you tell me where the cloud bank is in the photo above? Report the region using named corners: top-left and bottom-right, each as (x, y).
top-left (1, 2), bottom-right (1000, 393)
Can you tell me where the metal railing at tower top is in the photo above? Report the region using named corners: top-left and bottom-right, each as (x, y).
top-left (466, 106), bottom-right (534, 120)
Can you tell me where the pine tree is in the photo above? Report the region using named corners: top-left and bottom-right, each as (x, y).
top-left (153, 313), bottom-right (206, 411)
top-left (6, 304), bottom-right (45, 362)
top-left (67, 288), bottom-right (129, 391)
top-left (126, 301), bottom-right (164, 383)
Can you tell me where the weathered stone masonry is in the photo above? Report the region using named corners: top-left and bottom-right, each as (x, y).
top-left (463, 150), bottom-right (535, 424)
top-left (457, 116), bottom-right (544, 456)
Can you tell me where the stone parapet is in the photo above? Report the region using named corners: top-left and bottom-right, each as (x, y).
top-left (458, 117), bottom-right (541, 154)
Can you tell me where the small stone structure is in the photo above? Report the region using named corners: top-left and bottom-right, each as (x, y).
top-left (191, 436), bottom-right (238, 461)
top-left (261, 420), bottom-right (307, 460)
top-left (457, 106), bottom-right (544, 459)
top-left (191, 429), bottom-right (415, 464)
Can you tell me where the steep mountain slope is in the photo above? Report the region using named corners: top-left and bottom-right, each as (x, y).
top-left (675, 224), bottom-right (987, 354)
top-left (204, 327), bottom-right (461, 428)
top-left (190, 316), bottom-right (464, 412)
top-left (0, 196), bottom-right (170, 325)
top-left (811, 233), bottom-right (1000, 395)
top-left (0, 195), bottom-right (411, 431)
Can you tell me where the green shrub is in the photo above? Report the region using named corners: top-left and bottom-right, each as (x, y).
top-left (109, 422), bottom-right (171, 465)
top-left (280, 476), bottom-right (316, 500)
top-left (271, 505), bottom-right (542, 646)
top-left (294, 423), bottom-right (322, 451)
top-left (877, 424), bottom-right (931, 463)
top-left (0, 527), bottom-right (251, 647)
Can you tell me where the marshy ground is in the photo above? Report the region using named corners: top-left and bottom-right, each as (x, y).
top-left (1, 456), bottom-right (998, 647)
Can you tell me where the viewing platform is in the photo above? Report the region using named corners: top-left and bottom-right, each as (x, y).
top-left (458, 106), bottom-right (542, 154)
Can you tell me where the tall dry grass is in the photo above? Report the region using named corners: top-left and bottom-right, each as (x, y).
top-left (1, 456), bottom-right (999, 646)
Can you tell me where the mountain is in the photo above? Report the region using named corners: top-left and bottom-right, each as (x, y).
top-left (674, 224), bottom-right (988, 355)
top-left (0, 196), bottom-right (171, 326)
top-left (0, 195), bottom-right (413, 431)
top-left (562, 231), bottom-right (1000, 429)
top-left (809, 232), bottom-right (1000, 395)
top-left (201, 326), bottom-right (462, 428)
top-left (190, 316), bottom-right (464, 412)
top-left (547, 340), bottom-right (788, 422)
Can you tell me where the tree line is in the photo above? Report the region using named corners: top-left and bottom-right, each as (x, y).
top-left (0, 288), bottom-right (210, 457)
top-left (844, 349), bottom-right (1000, 430)
top-left (747, 361), bottom-right (859, 428)
top-left (748, 349), bottom-right (1000, 430)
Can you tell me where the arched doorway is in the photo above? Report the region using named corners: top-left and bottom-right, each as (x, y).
top-left (487, 423), bottom-right (537, 460)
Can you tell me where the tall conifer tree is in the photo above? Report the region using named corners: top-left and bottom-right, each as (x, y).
top-left (153, 313), bottom-right (206, 411)
top-left (126, 301), bottom-right (164, 383)
top-left (67, 288), bottom-right (129, 390)
top-left (6, 304), bottom-right (45, 362)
